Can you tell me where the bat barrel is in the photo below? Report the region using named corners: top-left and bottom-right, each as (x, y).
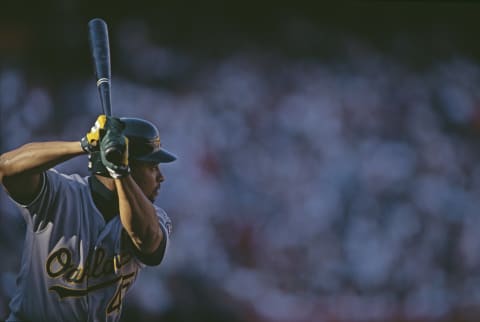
top-left (88, 18), bottom-right (112, 117)
top-left (88, 19), bottom-right (111, 82)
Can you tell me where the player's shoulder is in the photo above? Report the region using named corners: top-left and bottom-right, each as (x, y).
top-left (153, 204), bottom-right (169, 220)
top-left (46, 168), bottom-right (89, 187)
top-left (153, 203), bottom-right (165, 214)
top-left (153, 204), bottom-right (172, 235)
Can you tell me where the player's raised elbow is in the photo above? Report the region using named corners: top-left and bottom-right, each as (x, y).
top-left (0, 144), bottom-right (30, 180)
top-left (0, 153), bottom-right (10, 184)
top-left (128, 224), bottom-right (163, 255)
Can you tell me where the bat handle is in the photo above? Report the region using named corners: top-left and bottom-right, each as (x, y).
top-left (105, 147), bottom-right (124, 165)
top-left (97, 78), bottom-right (112, 116)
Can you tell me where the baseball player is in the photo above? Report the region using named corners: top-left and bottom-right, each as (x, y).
top-left (0, 115), bottom-right (176, 322)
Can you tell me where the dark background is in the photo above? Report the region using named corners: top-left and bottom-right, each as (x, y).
top-left (2, 2), bottom-right (480, 75)
top-left (2, 2), bottom-right (480, 322)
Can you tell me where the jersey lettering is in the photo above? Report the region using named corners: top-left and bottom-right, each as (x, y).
top-left (46, 246), bottom-right (135, 301)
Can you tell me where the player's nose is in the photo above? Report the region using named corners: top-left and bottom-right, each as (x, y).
top-left (156, 167), bottom-right (165, 183)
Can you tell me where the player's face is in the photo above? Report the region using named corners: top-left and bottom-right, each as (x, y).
top-left (130, 161), bottom-right (165, 202)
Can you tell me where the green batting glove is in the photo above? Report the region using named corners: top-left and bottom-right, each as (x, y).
top-left (100, 127), bottom-right (130, 179)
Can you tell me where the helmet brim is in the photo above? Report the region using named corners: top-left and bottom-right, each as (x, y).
top-left (132, 147), bottom-right (177, 163)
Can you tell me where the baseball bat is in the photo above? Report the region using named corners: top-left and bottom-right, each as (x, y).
top-left (88, 18), bottom-right (122, 164)
top-left (88, 18), bottom-right (112, 116)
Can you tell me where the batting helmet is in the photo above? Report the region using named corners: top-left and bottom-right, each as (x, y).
top-left (121, 117), bottom-right (176, 163)
top-left (88, 117), bottom-right (176, 176)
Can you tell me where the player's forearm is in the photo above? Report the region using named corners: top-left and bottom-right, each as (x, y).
top-left (0, 141), bottom-right (84, 178)
top-left (114, 175), bottom-right (163, 254)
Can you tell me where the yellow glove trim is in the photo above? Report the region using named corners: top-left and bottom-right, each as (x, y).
top-left (86, 115), bottom-right (107, 146)
top-left (122, 137), bottom-right (129, 166)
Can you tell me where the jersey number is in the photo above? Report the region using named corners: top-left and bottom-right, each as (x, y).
top-left (107, 272), bottom-right (135, 315)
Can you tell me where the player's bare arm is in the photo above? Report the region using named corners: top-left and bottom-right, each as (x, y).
top-left (0, 141), bottom-right (84, 204)
top-left (0, 116), bottom-right (105, 203)
top-left (115, 175), bottom-right (163, 255)
top-left (98, 116), bottom-right (165, 255)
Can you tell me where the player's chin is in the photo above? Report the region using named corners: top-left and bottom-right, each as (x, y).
top-left (148, 190), bottom-right (159, 202)
top-left (147, 193), bottom-right (156, 203)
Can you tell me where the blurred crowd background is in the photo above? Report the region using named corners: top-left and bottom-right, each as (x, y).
top-left (2, 2), bottom-right (480, 322)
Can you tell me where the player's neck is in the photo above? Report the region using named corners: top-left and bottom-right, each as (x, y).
top-left (90, 175), bottom-right (119, 222)
top-left (94, 174), bottom-right (116, 191)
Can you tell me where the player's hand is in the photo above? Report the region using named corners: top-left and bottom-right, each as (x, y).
top-left (81, 114), bottom-right (107, 153)
top-left (100, 118), bottom-right (130, 178)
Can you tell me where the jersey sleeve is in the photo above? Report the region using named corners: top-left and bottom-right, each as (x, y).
top-left (129, 206), bottom-right (172, 266)
top-left (12, 169), bottom-right (85, 232)
top-left (12, 170), bottom-right (55, 231)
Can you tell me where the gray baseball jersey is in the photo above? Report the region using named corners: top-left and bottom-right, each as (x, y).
top-left (6, 168), bottom-right (172, 322)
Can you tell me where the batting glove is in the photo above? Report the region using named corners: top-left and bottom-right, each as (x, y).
top-left (81, 114), bottom-right (107, 153)
top-left (100, 127), bottom-right (130, 179)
